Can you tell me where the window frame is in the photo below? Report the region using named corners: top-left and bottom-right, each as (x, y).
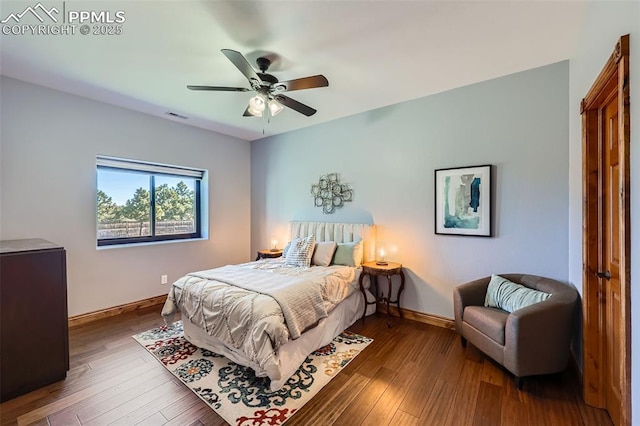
top-left (96, 156), bottom-right (204, 247)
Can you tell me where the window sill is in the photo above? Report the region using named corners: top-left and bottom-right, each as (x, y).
top-left (96, 237), bottom-right (208, 250)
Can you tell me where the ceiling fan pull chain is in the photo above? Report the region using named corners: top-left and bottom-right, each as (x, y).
top-left (263, 105), bottom-right (268, 134)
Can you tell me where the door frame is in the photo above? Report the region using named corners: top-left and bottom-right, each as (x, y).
top-left (581, 34), bottom-right (631, 425)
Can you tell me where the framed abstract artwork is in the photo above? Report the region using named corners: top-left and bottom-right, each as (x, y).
top-left (434, 165), bottom-right (492, 237)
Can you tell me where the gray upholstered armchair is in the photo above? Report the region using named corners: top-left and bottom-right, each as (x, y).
top-left (453, 274), bottom-right (578, 389)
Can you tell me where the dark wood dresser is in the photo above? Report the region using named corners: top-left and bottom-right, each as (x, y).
top-left (0, 239), bottom-right (69, 402)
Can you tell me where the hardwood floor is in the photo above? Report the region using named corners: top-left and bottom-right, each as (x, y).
top-left (0, 306), bottom-right (611, 425)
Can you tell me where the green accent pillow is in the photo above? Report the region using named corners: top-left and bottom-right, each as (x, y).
top-left (332, 239), bottom-right (363, 267)
top-left (484, 275), bottom-right (551, 313)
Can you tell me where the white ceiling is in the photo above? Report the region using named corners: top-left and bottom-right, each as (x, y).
top-left (0, 1), bottom-right (586, 141)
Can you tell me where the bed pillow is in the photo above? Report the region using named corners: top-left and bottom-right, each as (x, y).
top-left (311, 241), bottom-right (338, 267)
top-left (284, 235), bottom-right (316, 267)
top-left (332, 239), bottom-right (363, 267)
top-left (484, 274), bottom-right (552, 313)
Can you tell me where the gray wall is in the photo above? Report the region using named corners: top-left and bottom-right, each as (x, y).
top-left (0, 76), bottom-right (252, 316)
top-left (252, 61), bottom-right (570, 319)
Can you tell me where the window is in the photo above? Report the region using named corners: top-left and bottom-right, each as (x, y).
top-left (96, 156), bottom-right (205, 246)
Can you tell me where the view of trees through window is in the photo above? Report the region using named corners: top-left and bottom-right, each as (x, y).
top-left (97, 168), bottom-right (198, 242)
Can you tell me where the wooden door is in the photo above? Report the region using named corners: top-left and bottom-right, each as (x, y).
top-left (603, 94), bottom-right (622, 425)
top-left (581, 34), bottom-right (630, 426)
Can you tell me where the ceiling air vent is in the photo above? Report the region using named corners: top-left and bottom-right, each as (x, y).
top-left (165, 111), bottom-right (188, 120)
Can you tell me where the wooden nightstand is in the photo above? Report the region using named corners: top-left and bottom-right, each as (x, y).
top-left (255, 249), bottom-right (283, 261)
top-left (359, 261), bottom-right (405, 327)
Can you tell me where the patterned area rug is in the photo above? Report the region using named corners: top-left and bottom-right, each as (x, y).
top-left (133, 321), bottom-right (372, 425)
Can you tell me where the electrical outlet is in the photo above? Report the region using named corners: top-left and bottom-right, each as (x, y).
top-left (161, 275), bottom-right (168, 285)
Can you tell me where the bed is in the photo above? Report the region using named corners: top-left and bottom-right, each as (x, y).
top-left (161, 221), bottom-right (377, 391)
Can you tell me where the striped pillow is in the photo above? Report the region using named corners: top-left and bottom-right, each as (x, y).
top-left (484, 275), bottom-right (551, 313)
top-left (285, 235), bottom-right (316, 267)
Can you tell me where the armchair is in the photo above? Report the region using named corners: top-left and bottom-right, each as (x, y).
top-left (453, 274), bottom-right (578, 389)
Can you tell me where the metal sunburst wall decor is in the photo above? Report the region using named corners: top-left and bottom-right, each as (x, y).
top-left (310, 173), bottom-right (353, 214)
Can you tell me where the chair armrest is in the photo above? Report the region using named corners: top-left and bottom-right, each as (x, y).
top-left (504, 297), bottom-right (577, 377)
top-left (453, 276), bottom-right (491, 334)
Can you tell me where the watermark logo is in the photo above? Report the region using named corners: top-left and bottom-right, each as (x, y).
top-left (1, 2), bottom-right (126, 36)
top-left (1, 3), bottom-right (59, 23)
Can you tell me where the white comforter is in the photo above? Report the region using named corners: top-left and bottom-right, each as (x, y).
top-left (161, 259), bottom-right (358, 372)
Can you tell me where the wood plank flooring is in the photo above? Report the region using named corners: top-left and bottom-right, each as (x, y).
top-left (0, 306), bottom-right (612, 425)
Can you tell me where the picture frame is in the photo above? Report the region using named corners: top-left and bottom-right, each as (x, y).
top-left (434, 165), bottom-right (492, 237)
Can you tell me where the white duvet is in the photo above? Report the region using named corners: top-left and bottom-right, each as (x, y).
top-left (161, 259), bottom-right (359, 373)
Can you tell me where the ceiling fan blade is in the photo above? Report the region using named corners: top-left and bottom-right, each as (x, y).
top-left (221, 49), bottom-right (262, 88)
top-left (272, 75), bottom-right (329, 93)
top-left (274, 94), bottom-right (317, 116)
top-left (187, 85), bottom-right (250, 92)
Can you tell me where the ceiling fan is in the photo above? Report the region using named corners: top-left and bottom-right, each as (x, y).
top-left (187, 49), bottom-right (329, 118)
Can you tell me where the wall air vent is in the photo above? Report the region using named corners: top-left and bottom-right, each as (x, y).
top-left (164, 111), bottom-right (189, 120)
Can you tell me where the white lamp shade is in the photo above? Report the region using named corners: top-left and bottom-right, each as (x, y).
top-left (268, 99), bottom-right (284, 116)
top-left (249, 95), bottom-right (266, 111)
top-left (247, 95), bottom-right (266, 116)
top-left (247, 106), bottom-right (263, 117)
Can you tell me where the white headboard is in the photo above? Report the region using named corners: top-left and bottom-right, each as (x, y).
top-left (290, 221), bottom-right (376, 263)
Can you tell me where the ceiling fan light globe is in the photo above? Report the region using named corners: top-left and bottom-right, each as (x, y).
top-left (249, 95), bottom-right (266, 112)
top-left (268, 100), bottom-right (284, 116)
top-left (247, 105), bottom-right (263, 117)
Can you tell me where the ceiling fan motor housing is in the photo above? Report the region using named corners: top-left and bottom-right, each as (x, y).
top-left (258, 73), bottom-right (278, 85)
top-left (256, 57), bottom-right (271, 72)
top-left (256, 57), bottom-right (278, 85)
